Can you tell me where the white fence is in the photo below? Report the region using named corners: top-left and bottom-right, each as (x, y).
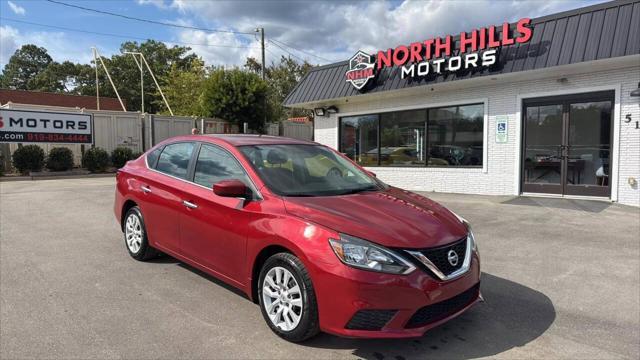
top-left (280, 121), bottom-right (313, 141)
top-left (0, 104), bottom-right (233, 169)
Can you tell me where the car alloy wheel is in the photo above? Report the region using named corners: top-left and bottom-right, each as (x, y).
top-left (262, 266), bottom-right (303, 331)
top-left (125, 213), bottom-right (143, 254)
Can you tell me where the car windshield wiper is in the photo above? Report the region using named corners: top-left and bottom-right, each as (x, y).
top-left (335, 186), bottom-right (379, 196)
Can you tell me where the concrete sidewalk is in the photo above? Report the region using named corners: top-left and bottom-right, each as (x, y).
top-left (1, 178), bottom-right (638, 359)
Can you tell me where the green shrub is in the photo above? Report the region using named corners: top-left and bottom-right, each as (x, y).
top-left (12, 145), bottom-right (45, 174)
top-left (46, 147), bottom-right (74, 171)
top-left (82, 147), bottom-right (110, 172)
top-left (111, 147), bottom-right (135, 169)
top-left (0, 152), bottom-right (5, 176)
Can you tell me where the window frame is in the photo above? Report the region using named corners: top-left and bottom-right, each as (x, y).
top-left (145, 141), bottom-right (262, 200)
top-left (188, 142), bottom-right (261, 199)
top-left (152, 141), bottom-right (197, 180)
top-left (338, 102), bottom-right (486, 169)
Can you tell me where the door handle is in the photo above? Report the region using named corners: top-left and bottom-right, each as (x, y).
top-left (141, 186), bottom-right (151, 194)
top-left (182, 200), bottom-right (198, 209)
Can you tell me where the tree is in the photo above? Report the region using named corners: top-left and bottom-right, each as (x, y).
top-left (75, 40), bottom-right (199, 114)
top-left (199, 68), bottom-right (268, 131)
top-left (1, 45), bottom-right (53, 90)
top-left (155, 58), bottom-right (206, 116)
top-left (245, 56), bottom-right (314, 122)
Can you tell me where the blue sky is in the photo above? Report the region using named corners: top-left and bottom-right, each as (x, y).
top-left (1, 0), bottom-right (604, 69)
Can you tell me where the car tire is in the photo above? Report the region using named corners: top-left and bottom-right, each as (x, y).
top-left (258, 253), bottom-right (320, 342)
top-left (123, 206), bottom-right (159, 261)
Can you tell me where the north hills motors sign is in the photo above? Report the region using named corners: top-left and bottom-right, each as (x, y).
top-left (345, 18), bottom-right (533, 90)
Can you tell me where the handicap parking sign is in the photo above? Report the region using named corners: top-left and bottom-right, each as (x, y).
top-left (496, 117), bottom-right (508, 143)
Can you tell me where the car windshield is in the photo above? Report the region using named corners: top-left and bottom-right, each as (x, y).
top-left (239, 144), bottom-right (383, 197)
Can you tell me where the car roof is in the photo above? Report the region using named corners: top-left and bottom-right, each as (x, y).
top-left (162, 134), bottom-right (318, 147)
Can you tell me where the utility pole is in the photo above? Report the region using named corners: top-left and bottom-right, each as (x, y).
top-left (256, 27), bottom-right (265, 80)
top-left (92, 47), bottom-right (100, 110)
top-left (256, 27), bottom-right (267, 131)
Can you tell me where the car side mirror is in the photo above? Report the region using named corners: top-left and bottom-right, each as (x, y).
top-left (213, 179), bottom-right (248, 198)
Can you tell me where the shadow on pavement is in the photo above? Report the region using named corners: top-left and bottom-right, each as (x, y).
top-left (302, 273), bottom-right (556, 360)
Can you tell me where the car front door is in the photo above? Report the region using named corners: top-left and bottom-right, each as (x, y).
top-left (179, 143), bottom-right (257, 285)
top-left (140, 142), bottom-right (195, 254)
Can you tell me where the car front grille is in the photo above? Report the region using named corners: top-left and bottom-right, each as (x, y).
top-left (405, 283), bottom-right (480, 328)
top-left (345, 309), bottom-right (398, 331)
top-left (404, 236), bottom-right (468, 278)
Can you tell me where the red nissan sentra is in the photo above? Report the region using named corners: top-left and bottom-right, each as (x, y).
top-left (114, 134), bottom-right (481, 342)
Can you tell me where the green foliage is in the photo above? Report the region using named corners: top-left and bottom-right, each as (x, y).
top-left (111, 147), bottom-right (135, 169)
top-left (200, 68), bottom-right (268, 131)
top-left (245, 56), bottom-right (314, 122)
top-left (46, 147), bottom-right (74, 171)
top-left (0, 45), bottom-right (53, 90)
top-left (156, 59), bottom-right (206, 116)
top-left (12, 145), bottom-right (45, 174)
top-left (89, 40), bottom-right (199, 114)
top-left (82, 147), bottom-right (110, 173)
top-left (0, 152), bottom-right (5, 176)
top-left (1, 41), bottom-right (315, 125)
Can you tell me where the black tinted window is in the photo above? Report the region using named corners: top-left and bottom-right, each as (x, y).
top-left (194, 145), bottom-right (251, 188)
top-left (156, 142), bottom-right (194, 179)
top-left (146, 147), bottom-right (162, 168)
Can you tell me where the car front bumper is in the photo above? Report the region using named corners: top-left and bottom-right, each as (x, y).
top-left (312, 252), bottom-right (482, 338)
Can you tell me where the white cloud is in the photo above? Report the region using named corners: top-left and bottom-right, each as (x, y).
top-left (174, 29), bottom-right (261, 68)
top-left (140, 0), bottom-right (602, 66)
top-left (0, 25), bottom-right (94, 68)
top-left (135, 0), bottom-right (170, 9)
top-left (7, 1), bottom-right (26, 15)
top-left (0, 25), bottom-right (19, 66)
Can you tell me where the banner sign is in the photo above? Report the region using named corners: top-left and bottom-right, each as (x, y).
top-left (0, 109), bottom-right (93, 144)
top-left (346, 18), bottom-right (533, 90)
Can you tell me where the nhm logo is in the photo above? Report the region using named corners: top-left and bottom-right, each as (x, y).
top-left (345, 50), bottom-right (375, 90)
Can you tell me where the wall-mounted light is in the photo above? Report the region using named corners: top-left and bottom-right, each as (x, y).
top-left (630, 82), bottom-right (640, 97)
top-left (326, 106), bottom-right (339, 114)
top-left (314, 108), bottom-right (325, 117)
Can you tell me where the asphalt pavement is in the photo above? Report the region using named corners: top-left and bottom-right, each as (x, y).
top-left (1, 177), bottom-right (638, 359)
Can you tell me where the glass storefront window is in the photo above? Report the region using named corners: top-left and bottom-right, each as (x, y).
top-left (427, 104), bottom-right (484, 167)
top-left (339, 114), bottom-right (379, 166)
top-left (380, 110), bottom-right (426, 166)
top-left (338, 103), bottom-right (484, 168)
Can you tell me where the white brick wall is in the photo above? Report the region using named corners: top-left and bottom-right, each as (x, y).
top-left (314, 65), bottom-right (640, 207)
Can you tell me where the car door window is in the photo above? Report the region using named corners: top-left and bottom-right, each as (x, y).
top-left (156, 142), bottom-right (195, 179)
top-left (146, 146), bottom-right (163, 168)
top-left (194, 144), bottom-right (252, 189)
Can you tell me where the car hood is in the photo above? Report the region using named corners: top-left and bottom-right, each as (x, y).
top-left (283, 187), bottom-right (467, 249)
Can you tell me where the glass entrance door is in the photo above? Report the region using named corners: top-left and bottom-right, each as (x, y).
top-left (522, 91), bottom-right (613, 198)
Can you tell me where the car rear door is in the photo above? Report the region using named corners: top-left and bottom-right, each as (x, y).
top-left (179, 142), bottom-right (257, 285)
top-left (139, 142), bottom-right (196, 254)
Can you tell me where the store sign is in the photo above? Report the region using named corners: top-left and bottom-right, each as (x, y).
top-left (345, 50), bottom-right (376, 90)
top-left (345, 18), bottom-right (533, 90)
top-left (0, 109), bottom-right (93, 144)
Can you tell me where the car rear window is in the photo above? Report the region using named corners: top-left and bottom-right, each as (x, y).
top-left (155, 142), bottom-right (195, 179)
top-left (146, 147), bottom-right (162, 168)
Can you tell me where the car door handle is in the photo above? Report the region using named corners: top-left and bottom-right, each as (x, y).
top-left (182, 200), bottom-right (198, 209)
top-left (141, 186), bottom-right (151, 194)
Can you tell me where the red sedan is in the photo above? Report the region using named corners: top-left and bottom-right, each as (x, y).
top-left (114, 135), bottom-right (481, 342)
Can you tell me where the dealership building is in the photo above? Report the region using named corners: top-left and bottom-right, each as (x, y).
top-left (285, 0), bottom-right (640, 207)
top-left (285, 0), bottom-right (640, 206)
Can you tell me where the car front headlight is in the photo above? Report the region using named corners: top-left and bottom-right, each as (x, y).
top-left (329, 234), bottom-right (415, 275)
